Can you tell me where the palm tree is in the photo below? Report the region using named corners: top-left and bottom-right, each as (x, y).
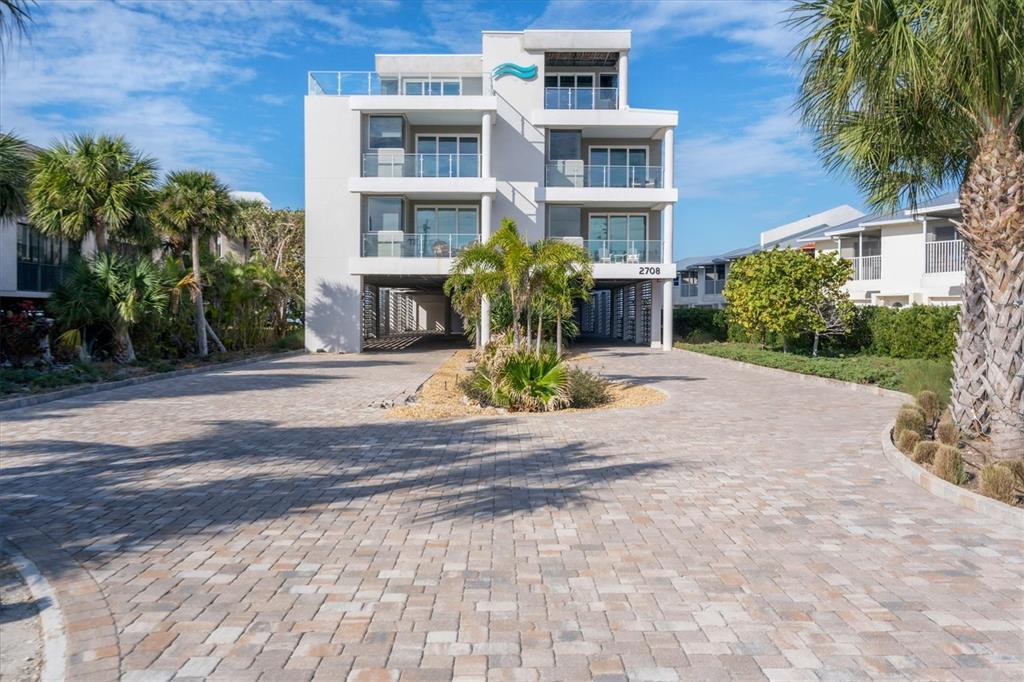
top-left (156, 170), bottom-right (238, 357)
top-left (49, 253), bottom-right (169, 364)
top-left (0, 131), bottom-right (31, 219)
top-left (790, 0), bottom-right (1024, 459)
top-left (0, 0), bottom-right (33, 50)
top-left (529, 238), bottom-right (593, 355)
top-left (29, 133), bottom-right (158, 253)
top-left (445, 242), bottom-right (503, 349)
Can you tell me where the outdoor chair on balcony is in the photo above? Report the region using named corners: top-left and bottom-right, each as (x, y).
top-left (626, 249), bottom-right (640, 263)
top-left (598, 247), bottom-right (612, 263)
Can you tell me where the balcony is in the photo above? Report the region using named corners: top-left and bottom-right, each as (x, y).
top-left (850, 255), bottom-right (882, 280)
top-left (545, 163), bottom-right (663, 188)
top-left (544, 87), bottom-right (618, 110)
top-left (309, 71), bottom-right (489, 96)
top-left (362, 153), bottom-right (480, 178)
top-left (569, 239), bottom-right (661, 264)
top-left (361, 232), bottom-right (477, 258)
top-left (925, 239), bottom-right (965, 273)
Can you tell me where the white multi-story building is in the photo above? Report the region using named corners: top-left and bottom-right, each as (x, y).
top-left (674, 194), bottom-right (966, 309)
top-left (304, 29), bottom-right (678, 353)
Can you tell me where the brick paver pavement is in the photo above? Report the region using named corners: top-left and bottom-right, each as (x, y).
top-left (1, 346), bottom-right (1021, 681)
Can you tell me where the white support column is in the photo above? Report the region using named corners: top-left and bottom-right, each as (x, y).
top-left (479, 193), bottom-right (493, 347)
top-left (619, 52), bottom-right (628, 109)
top-left (663, 127), bottom-right (674, 190)
top-left (662, 204), bottom-right (674, 266)
top-left (481, 111), bottom-right (493, 179)
top-left (662, 279), bottom-right (673, 351)
top-left (662, 127), bottom-right (674, 267)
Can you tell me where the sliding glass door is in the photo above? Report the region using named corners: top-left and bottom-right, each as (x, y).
top-left (416, 136), bottom-right (479, 177)
top-left (587, 214), bottom-right (647, 261)
top-left (588, 147), bottom-right (648, 187)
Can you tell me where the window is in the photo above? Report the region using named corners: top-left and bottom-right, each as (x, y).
top-left (678, 269), bottom-right (698, 297)
top-left (415, 135), bottom-right (479, 177)
top-left (588, 147), bottom-right (649, 187)
top-left (367, 116), bottom-right (404, 149)
top-left (930, 223), bottom-right (959, 241)
top-left (547, 206), bottom-right (581, 238)
top-left (366, 197), bottom-right (403, 232)
top-left (404, 78), bottom-right (460, 96)
top-left (587, 213), bottom-right (647, 261)
top-left (704, 264), bottom-right (726, 295)
top-left (413, 206), bottom-right (478, 235)
top-left (16, 223), bottom-right (77, 292)
top-left (548, 130), bottom-right (582, 161)
top-left (544, 73), bottom-right (618, 109)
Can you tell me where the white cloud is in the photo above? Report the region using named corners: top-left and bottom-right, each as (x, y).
top-left (677, 101), bottom-right (818, 197)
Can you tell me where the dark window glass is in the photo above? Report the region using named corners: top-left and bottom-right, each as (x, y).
top-left (547, 206), bottom-right (581, 238)
top-left (549, 130), bottom-right (581, 160)
top-left (366, 197), bottom-right (403, 232)
top-left (367, 116), bottom-right (404, 149)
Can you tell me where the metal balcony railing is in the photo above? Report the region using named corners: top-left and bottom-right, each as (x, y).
top-left (925, 239), bottom-right (965, 273)
top-left (544, 87), bottom-right (618, 110)
top-left (361, 153), bottom-right (480, 178)
top-left (581, 239), bottom-right (661, 264)
top-left (308, 71), bottom-right (489, 96)
top-left (361, 232), bottom-right (477, 258)
top-left (545, 163), bottom-right (663, 188)
top-left (850, 255), bottom-right (882, 280)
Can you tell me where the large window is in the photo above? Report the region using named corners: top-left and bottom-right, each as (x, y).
top-left (588, 147), bottom-right (649, 187)
top-left (587, 214), bottom-right (647, 261)
top-left (16, 223), bottom-right (77, 292)
top-left (367, 116), bottom-right (404, 149)
top-left (677, 269), bottom-right (698, 297)
top-left (547, 206), bottom-right (581, 238)
top-left (366, 197), bottom-right (403, 232)
top-left (413, 206), bottom-right (478, 236)
top-left (544, 73), bottom-right (618, 109)
top-left (415, 135), bottom-right (479, 177)
top-left (549, 130), bottom-right (582, 161)
top-left (404, 78), bottom-right (460, 96)
top-left (704, 263), bottom-right (727, 295)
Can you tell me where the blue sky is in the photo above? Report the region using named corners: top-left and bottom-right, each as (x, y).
top-left (4, 0), bottom-right (865, 259)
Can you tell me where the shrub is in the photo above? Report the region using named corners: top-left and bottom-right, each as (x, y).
top-left (1000, 459), bottom-right (1024, 486)
top-left (912, 440), bottom-right (941, 464)
top-left (674, 307), bottom-right (727, 343)
top-left (896, 430), bottom-right (921, 454)
top-left (500, 349), bottom-right (568, 412)
top-left (565, 367), bottom-right (611, 408)
top-left (916, 390), bottom-right (941, 422)
top-left (935, 420), bottom-right (960, 446)
top-left (979, 464), bottom-right (1017, 504)
top-left (894, 407), bottom-right (927, 438)
top-left (933, 445), bottom-right (966, 485)
top-left (865, 305), bottom-right (958, 360)
top-left (0, 301), bottom-right (51, 367)
top-left (901, 402), bottom-right (927, 421)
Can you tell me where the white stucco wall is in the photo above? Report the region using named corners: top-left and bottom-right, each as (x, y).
top-left (304, 95), bottom-right (364, 352)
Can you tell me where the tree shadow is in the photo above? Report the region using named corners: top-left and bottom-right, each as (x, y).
top-left (1, 417), bottom-right (678, 579)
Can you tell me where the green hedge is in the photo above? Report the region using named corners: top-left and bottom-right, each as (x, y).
top-left (678, 304), bottom-right (959, 361)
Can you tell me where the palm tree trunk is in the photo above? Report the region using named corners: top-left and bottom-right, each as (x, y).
top-left (525, 305), bottom-right (532, 349)
top-left (812, 331), bottom-right (820, 358)
top-left (949, 252), bottom-right (990, 437)
top-left (191, 229), bottom-right (209, 357)
top-left (955, 126), bottom-right (1024, 459)
top-left (536, 311), bottom-right (543, 353)
top-left (94, 226), bottom-right (108, 254)
top-left (205, 318), bottom-right (227, 353)
top-left (115, 324), bottom-right (136, 364)
top-left (556, 314), bottom-right (563, 357)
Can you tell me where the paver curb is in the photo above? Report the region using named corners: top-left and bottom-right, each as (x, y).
top-left (0, 349), bottom-right (305, 412)
top-left (1, 537), bottom-right (67, 682)
top-left (0, 512), bottom-right (120, 681)
top-left (672, 346), bottom-right (908, 401)
top-left (879, 422), bottom-right (1024, 529)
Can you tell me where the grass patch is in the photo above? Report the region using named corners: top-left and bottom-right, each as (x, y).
top-left (677, 341), bottom-right (952, 404)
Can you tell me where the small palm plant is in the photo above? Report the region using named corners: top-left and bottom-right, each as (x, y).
top-left (49, 253), bottom-right (169, 363)
top-left (499, 348), bottom-right (569, 411)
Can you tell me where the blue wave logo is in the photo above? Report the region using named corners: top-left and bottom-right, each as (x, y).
top-left (491, 63), bottom-right (538, 80)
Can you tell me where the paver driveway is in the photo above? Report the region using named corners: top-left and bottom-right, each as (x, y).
top-left (1, 346), bottom-right (1021, 682)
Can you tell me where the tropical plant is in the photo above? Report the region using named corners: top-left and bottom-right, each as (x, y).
top-left (445, 241), bottom-right (503, 348)
top-left (529, 238), bottom-right (593, 356)
top-left (0, 0), bottom-right (33, 50)
top-left (0, 131), bottom-right (31, 219)
top-left (156, 170), bottom-right (239, 357)
top-left (29, 133), bottom-right (157, 252)
top-left (790, 0), bottom-right (1024, 458)
top-left (48, 253), bottom-right (169, 364)
top-left (0, 300), bottom-right (49, 366)
top-left (500, 348), bottom-right (569, 411)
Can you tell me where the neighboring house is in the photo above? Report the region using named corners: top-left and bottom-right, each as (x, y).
top-left (675, 194), bottom-right (965, 309)
top-left (305, 29), bottom-right (678, 353)
top-left (673, 205), bottom-right (864, 308)
top-left (0, 216), bottom-right (79, 307)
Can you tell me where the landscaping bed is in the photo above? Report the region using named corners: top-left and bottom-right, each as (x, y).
top-left (677, 341), bottom-right (953, 402)
top-left (388, 349), bottom-right (665, 420)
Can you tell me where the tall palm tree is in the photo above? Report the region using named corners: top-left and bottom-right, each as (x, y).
top-left (531, 239), bottom-right (593, 356)
top-left (29, 133), bottom-right (158, 253)
top-left (0, 131), bottom-right (31, 219)
top-left (790, 0), bottom-right (1024, 459)
top-left (49, 253), bottom-right (169, 364)
top-left (445, 242), bottom-right (503, 349)
top-left (156, 170), bottom-right (238, 357)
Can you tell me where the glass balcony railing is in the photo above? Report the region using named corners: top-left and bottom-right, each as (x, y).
top-left (544, 87), bottom-right (618, 110)
top-left (545, 163), bottom-right (663, 188)
top-left (361, 153), bottom-right (480, 178)
top-left (308, 71), bottom-right (488, 96)
top-left (17, 261), bottom-right (69, 292)
top-left (582, 240), bottom-right (662, 264)
top-left (362, 232), bottom-right (478, 258)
